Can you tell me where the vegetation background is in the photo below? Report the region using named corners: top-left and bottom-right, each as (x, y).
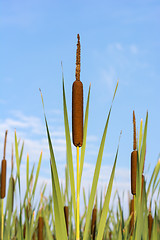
top-left (0, 0), bottom-right (160, 218)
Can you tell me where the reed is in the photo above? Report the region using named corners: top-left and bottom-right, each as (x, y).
top-left (72, 34), bottom-right (83, 147)
top-left (91, 206), bottom-right (97, 240)
top-left (1, 130), bottom-right (8, 199)
top-left (148, 211), bottom-right (153, 240)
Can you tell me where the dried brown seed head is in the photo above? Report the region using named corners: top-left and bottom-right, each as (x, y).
top-left (133, 111), bottom-right (136, 150)
top-left (75, 34), bottom-right (81, 81)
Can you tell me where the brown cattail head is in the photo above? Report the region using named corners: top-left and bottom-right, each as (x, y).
top-left (129, 198), bottom-right (134, 236)
top-left (23, 223), bottom-right (26, 238)
top-left (141, 174), bottom-right (144, 199)
top-left (72, 34), bottom-right (83, 147)
top-left (109, 231), bottom-right (112, 240)
top-left (64, 206), bottom-right (69, 236)
top-left (133, 111), bottom-right (136, 150)
top-left (38, 216), bottom-right (44, 240)
top-left (131, 150), bottom-right (137, 195)
top-left (32, 231), bottom-right (36, 240)
top-left (91, 207), bottom-right (97, 240)
top-left (1, 159), bottom-right (7, 198)
top-left (1, 130), bottom-right (8, 199)
top-left (148, 211), bottom-right (153, 240)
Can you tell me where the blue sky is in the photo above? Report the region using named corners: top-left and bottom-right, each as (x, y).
top-left (0, 0), bottom-right (160, 212)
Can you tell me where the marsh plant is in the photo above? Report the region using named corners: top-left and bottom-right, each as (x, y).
top-left (0, 35), bottom-right (160, 240)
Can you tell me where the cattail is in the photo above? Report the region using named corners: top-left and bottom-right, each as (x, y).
top-left (131, 111), bottom-right (137, 195)
top-left (32, 232), bottom-right (36, 240)
top-left (38, 216), bottom-right (44, 240)
top-left (131, 150), bottom-right (137, 195)
top-left (64, 206), bottom-right (69, 236)
top-left (23, 223), bottom-right (26, 238)
top-left (72, 34), bottom-right (83, 147)
top-left (109, 231), bottom-right (112, 240)
top-left (148, 211), bottom-right (153, 240)
top-left (129, 198), bottom-right (134, 236)
top-left (91, 206), bottom-right (97, 240)
top-left (1, 130), bottom-right (8, 198)
top-left (141, 174), bottom-right (144, 199)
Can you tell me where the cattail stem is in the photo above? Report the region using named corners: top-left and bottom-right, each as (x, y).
top-left (129, 198), bottom-right (134, 236)
top-left (1, 199), bottom-right (4, 240)
top-left (76, 146), bottom-right (80, 240)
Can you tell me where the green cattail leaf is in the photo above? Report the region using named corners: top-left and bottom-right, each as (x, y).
top-left (50, 162), bottom-right (66, 240)
top-left (140, 112), bottom-right (148, 177)
top-left (26, 154), bottom-right (29, 196)
top-left (32, 151), bottom-right (42, 198)
top-left (79, 84), bottom-right (91, 189)
top-left (147, 160), bottom-right (159, 197)
top-left (138, 119), bottom-right (143, 159)
top-left (40, 90), bottom-right (68, 240)
top-left (62, 75), bottom-right (76, 223)
top-left (96, 140), bottom-right (119, 240)
top-left (151, 209), bottom-right (158, 240)
top-left (43, 211), bottom-right (53, 240)
top-left (4, 177), bottom-right (13, 240)
top-left (83, 81), bottom-right (118, 240)
top-left (15, 130), bottom-right (21, 197)
top-left (22, 164), bottom-right (35, 208)
top-left (83, 187), bottom-right (87, 210)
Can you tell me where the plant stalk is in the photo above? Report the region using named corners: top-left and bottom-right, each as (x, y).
top-left (76, 146), bottom-right (80, 240)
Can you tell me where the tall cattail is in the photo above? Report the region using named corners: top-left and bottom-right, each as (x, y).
top-left (129, 198), bottom-right (134, 236)
top-left (148, 211), bottom-right (153, 240)
top-left (72, 34), bottom-right (83, 147)
top-left (1, 130), bottom-right (8, 198)
top-left (131, 111), bottom-right (137, 195)
top-left (91, 206), bottom-right (97, 240)
top-left (38, 215), bottom-right (44, 240)
top-left (64, 206), bottom-right (69, 236)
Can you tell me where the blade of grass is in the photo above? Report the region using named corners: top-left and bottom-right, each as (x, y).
top-left (40, 89), bottom-right (68, 240)
top-left (79, 84), bottom-right (91, 189)
top-left (96, 136), bottom-right (120, 240)
top-left (62, 74), bottom-right (76, 224)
